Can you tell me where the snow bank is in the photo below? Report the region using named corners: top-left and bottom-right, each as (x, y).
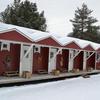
top-left (0, 75), bottom-right (100, 100)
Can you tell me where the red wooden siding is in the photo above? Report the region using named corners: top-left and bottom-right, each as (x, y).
top-left (97, 48), bottom-right (100, 51)
top-left (73, 51), bottom-right (83, 70)
top-left (36, 37), bottom-right (61, 47)
top-left (0, 31), bottom-right (32, 43)
top-left (0, 44), bottom-right (20, 75)
top-left (56, 50), bottom-right (69, 72)
top-left (64, 42), bottom-right (81, 49)
top-left (96, 62), bottom-right (100, 69)
top-left (83, 45), bottom-right (94, 51)
top-left (56, 54), bottom-right (62, 70)
top-left (86, 53), bottom-right (95, 69)
top-left (32, 47), bottom-right (49, 73)
top-left (96, 51), bottom-right (100, 69)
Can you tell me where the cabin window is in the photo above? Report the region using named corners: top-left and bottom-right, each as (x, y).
top-left (50, 48), bottom-right (58, 59)
top-left (69, 50), bottom-right (73, 59)
top-left (34, 46), bottom-right (40, 53)
top-left (73, 50), bottom-right (76, 56)
top-left (3, 44), bottom-right (7, 48)
top-left (96, 53), bottom-right (100, 62)
top-left (70, 53), bottom-right (72, 59)
top-left (1, 42), bottom-right (10, 51)
top-left (86, 52), bottom-right (90, 58)
top-left (72, 50), bottom-right (79, 57)
top-left (56, 48), bottom-right (59, 52)
top-left (24, 50), bottom-right (29, 58)
top-left (50, 52), bottom-right (54, 59)
top-left (35, 47), bottom-right (38, 51)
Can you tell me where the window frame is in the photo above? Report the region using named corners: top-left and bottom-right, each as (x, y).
top-left (1, 42), bottom-right (10, 51)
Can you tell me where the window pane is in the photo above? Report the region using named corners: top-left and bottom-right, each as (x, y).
top-left (50, 52), bottom-right (54, 58)
top-left (3, 44), bottom-right (7, 48)
top-left (24, 50), bottom-right (29, 58)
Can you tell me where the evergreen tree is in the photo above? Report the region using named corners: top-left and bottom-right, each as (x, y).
top-left (70, 3), bottom-right (100, 39)
top-left (0, 0), bottom-right (47, 32)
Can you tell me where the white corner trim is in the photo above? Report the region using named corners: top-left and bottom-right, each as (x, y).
top-left (1, 42), bottom-right (10, 51)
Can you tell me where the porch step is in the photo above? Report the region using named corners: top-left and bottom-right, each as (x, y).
top-left (4, 71), bottom-right (19, 77)
top-left (37, 70), bottom-right (48, 74)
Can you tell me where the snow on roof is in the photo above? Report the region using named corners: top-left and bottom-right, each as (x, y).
top-left (58, 36), bottom-right (100, 50)
top-left (0, 22), bottom-right (50, 42)
top-left (58, 37), bottom-right (89, 47)
top-left (0, 22), bottom-right (100, 50)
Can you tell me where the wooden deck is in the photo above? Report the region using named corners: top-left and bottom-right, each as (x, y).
top-left (0, 70), bottom-right (100, 87)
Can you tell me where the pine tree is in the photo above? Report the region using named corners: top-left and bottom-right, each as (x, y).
top-left (70, 3), bottom-right (100, 37)
top-left (86, 17), bottom-right (100, 34)
top-left (0, 0), bottom-right (47, 32)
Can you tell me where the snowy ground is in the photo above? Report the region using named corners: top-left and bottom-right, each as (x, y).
top-left (0, 75), bottom-right (100, 100)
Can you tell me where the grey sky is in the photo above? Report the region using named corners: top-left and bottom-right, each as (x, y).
top-left (0, 0), bottom-right (100, 36)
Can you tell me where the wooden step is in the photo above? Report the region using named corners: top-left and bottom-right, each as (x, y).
top-left (4, 71), bottom-right (19, 77)
top-left (37, 70), bottom-right (48, 74)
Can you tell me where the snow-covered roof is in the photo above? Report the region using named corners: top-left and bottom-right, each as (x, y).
top-left (0, 22), bottom-right (100, 50)
top-left (0, 22), bottom-right (51, 42)
top-left (58, 36), bottom-right (100, 50)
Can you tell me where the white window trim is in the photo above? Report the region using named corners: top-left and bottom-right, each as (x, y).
top-left (1, 42), bottom-right (10, 51)
top-left (34, 46), bottom-right (41, 53)
top-left (86, 51), bottom-right (91, 58)
top-left (58, 50), bottom-right (62, 54)
top-left (73, 50), bottom-right (79, 57)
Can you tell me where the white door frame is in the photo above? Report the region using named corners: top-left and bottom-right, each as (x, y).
top-left (19, 44), bottom-right (33, 76)
top-left (48, 47), bottom-right (62, 73)
top-left (48, 48), bottom-right (57, 73)
top-left (83, 51), bottom-right (87, 70)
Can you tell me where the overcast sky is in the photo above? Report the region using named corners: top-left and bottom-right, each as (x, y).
top-left (0, 0), bottom-right (100, 36)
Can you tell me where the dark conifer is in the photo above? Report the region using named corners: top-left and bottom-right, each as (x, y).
top-left (0, 0), bottom-right (47, 32)
top-left (69, 3), bottom-right (100, 43)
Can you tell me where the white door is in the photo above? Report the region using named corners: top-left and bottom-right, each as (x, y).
top-left (68, 50), bottom-right (74, 71)
top-left (48, 48), bottom-right (57, 73)
top-left (83, 51), bottom-right (87, 70)
top-left (21, 45), bottom-right (33, 73)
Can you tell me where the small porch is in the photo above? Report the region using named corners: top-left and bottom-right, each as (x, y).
top-left (0, 41), bottom-right (21, 76)
top-left (83, 51), bottom-right (96, 71)
top-left (73, 51), bottom-right (83, 70)
top-left (56, 49), bottom-right (69, 72)
top-left (68, 49), bottom-right (84, 72)
top-left (0, 40), bottom-right (34, 77)
top-left (32, 46), bottom-right (49, 74)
